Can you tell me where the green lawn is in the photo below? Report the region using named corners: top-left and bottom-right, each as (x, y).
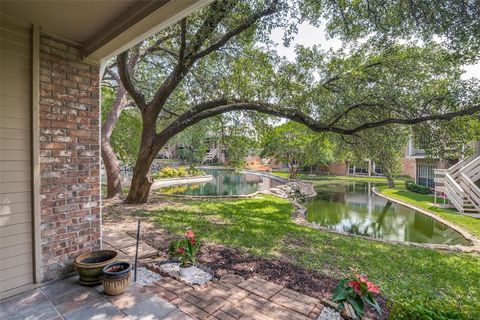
top-left (271, 172), bottom-right (407, 185)
top-left (377, 187), bottom-right (480, 238)
top-left (139, 194), bottom-right (480, 319)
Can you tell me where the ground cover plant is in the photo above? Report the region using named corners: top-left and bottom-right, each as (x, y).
top-left (154, 166), bottom-right (205, 179)
top-left (130, 193), bottom-right (480, 319)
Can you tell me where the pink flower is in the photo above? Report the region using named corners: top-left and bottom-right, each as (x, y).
top-left (359, 276), bottom-right (368, 283)
top-left (348, 281), bottom-right (361, 294)
top-left (177, 247), bottom-right (185, 254)
top-left (186, 230), bottom-right (195, 239)
top-left (366, 281), bottom-right (380, 294)
top-left (190, 238), bottom-right (196, 245)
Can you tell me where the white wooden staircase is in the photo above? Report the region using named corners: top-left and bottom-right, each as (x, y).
top-left (158, 145), bottom-right (173, 159)
top-left (202, 147), bottom-right (218, 164)
top-left (435, 154), bottom-right (480, 216)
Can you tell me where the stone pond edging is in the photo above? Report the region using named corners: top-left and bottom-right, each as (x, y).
top-left (154, 170), bottom-right (316, 199)
top-left (151, 171), bottom-right (479, 253)
top-left (288, 186), bottom-right (480, 253)
top-left (371, 187), bottom-right (480, 248)
top-left (151, 175), bottom-right (214, 190)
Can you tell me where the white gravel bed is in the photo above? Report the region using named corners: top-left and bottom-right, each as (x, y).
top-left (317, 307), bottom-right (343, 320)
top-left (133, 266), bottom-right (162, 286)
top-left (157, 262), bottom-right (213, 286)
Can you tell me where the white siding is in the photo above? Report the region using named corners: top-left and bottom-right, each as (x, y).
top-left (0, 16), bottom-right (34, 296)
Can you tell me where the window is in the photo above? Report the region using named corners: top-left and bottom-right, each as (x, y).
top-left (417, 165), bottom-right (435, 188)
top-left (348, 161), bottom-right (369, 175)
top-left (374, 166), bottom-right (384, 175)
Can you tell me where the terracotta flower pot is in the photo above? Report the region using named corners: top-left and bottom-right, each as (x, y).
top-left (74, 250), bottom-right (119, 285)
top-left (102, 262), bottom-right (131, 296)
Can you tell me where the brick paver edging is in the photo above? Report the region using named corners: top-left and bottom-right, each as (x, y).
top-left (144, 261), bottom-right (377, 320)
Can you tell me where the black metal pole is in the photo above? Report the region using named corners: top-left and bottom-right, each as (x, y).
top-left (134, 220), bottom-right (140, 282)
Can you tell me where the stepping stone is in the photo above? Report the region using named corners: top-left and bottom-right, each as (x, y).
top-left (102, 242), bottom-right (116, 251)
top-left (0, 289), bottom-right (62, 320)
top-left (41, 276), bottom-right (82, 301)
top-left (51, 287), bottom-right (103, 315)
top-left (103, 229), bottom-right (137, 248)
top-left (123, 295), bottom-right (177, 319)
top-left (62, 300), bottom-right (126, 320)
top-left (162, 309), bottom-right (194, 320)
top-left (107, 283), bottom-right (155, 310)
top-left (120, 241), bottom-right (158, 258)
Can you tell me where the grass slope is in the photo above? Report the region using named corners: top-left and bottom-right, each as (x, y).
top-left (378, 187), bottom-right (480, 237)
top-left (142, 195), bottom-right (480, 319)
top-left (271, 172), bottom-right (406, 185)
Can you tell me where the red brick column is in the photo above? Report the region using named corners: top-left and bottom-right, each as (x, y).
top-left (38, 34), bottom-right (101, 281)
top-left (401, 158), bottom-right (416, 180)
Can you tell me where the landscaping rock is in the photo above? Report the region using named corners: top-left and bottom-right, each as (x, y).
top-left (317, 307), bottom-right (342, 320)
top-left (156, 262), bottom-right (213, 286)
top-left (134, 266), bottom-right (163, 286)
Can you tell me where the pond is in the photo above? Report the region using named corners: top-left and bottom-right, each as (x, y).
top-left (158, 169), bottom-right (284, 196)
top-left (304, 181), bottom-right (470, 245)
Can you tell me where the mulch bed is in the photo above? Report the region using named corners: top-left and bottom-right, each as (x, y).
top-left (139, 228), bottom-right (389, 319)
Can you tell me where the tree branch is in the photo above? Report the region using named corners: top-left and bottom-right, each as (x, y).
top-left (117, 51), bottom-right (147, 112)
top-left (179, 18), bottom-right (187, 62)
top-left (192, 2), bottom-right (279, 62)
top-left (184, 0), bottom-right (238, 63)
top-left (338, 104), bottom-right (480, 135)
top-left (158, 100), bottom-right (480, 144)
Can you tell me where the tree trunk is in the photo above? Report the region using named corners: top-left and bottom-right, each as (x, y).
top-left (125, 117), bottom-right (166, 204)
top-left (384, 170), bottom-right (396, 188)
top-left (101, 85), bottom-right (127, 199)
top-left (125, 160), bottom-right (154, 204)
top-left (101, 141), bottom-right (123, 198)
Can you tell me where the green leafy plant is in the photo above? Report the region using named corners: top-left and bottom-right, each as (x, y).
top-left (405, 180), bottom-right (431, 194)
top-left (332, 268), bottom-right (382, 318)
top-left (168, 230), bottom-right (200, 267)
top-left (155, 166), bottom-right (205, 179)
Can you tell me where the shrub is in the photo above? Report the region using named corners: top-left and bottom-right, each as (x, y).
top-left (405, 180), bottom-right (431, 194)
top-left (155, 166), bottom-right (205, 179)
top-left (157, 167), bottom-right (177, 178)
top-left (176, 166), bottom-right (188, 177)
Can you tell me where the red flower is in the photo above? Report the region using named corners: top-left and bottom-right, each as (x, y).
top-left (366, 281), bottom-right (380, 294)
top-left (190, 238), bottom-right (196, 245)
top-left (348, 281), bottom-right (361, 294)
top-left (177, 247), bottom-right (185, 254)
top-left (186, 230), bottom-right (195, 239)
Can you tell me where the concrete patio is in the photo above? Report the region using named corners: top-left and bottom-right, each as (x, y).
top-left (0, 272), bottom-right (326, 320)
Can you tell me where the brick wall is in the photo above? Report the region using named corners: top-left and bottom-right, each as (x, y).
top-left (328, 162), bottom-right (347, 175)
top-left (401, 158), bottom-right (416, 179)
top-left (39, 34), bottom-right (101, 281)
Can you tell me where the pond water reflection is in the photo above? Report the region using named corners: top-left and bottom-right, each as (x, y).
top-left (159, 169), bottom-right (283, 196)
top-left (305, 181), bottom-right (469, 245)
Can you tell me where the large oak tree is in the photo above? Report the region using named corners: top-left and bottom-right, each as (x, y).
top-left (106, 0), bottom-right (480, 203)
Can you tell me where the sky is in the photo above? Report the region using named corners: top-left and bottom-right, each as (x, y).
top-left (270, 22), bottom-right (480, 80)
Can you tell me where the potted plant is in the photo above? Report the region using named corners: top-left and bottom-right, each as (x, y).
top-left (332, 268), bottom-right (382, 318)
top-left (168, 230), bottom-right (200, 277)
top-left (102, 262), bottom-right (131, 296)
top-left (74, 250), bottom-right (119, 285)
